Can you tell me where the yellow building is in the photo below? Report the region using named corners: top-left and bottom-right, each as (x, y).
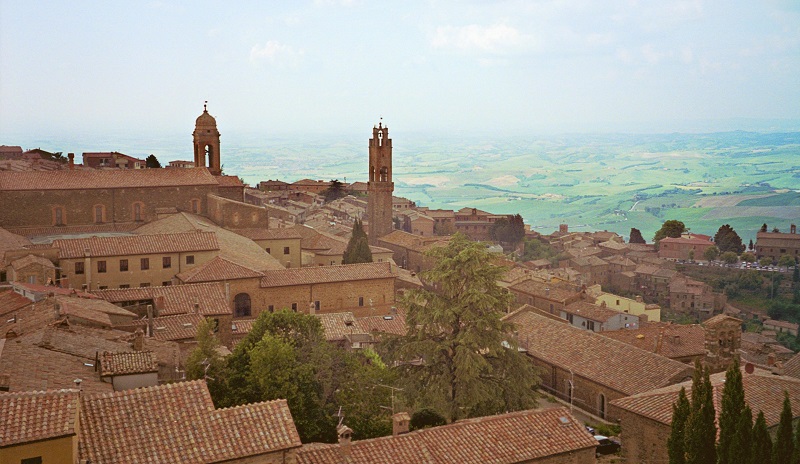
top-left (592, 287), bottom-right (661, 322)
top-left (0, 390), bottom-right (80, 464)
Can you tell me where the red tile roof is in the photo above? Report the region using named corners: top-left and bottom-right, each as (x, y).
top-left (297, 407), bottom-right (597, 464)
top-left (100, 351), bottom-right (159, 376)
top-left (356, 313), bottom-right (407, 337)
top-left (610, 369), bottom-right (800, 428)
top-left (79, 380), bottom-right (301, 463)
top-left (0, 290), bottom-right (32, 317)
top-left (215, 175), bottom-right (245, 187)
top-left (0, 389), bottom-right (80, 447)
top-left (0, 167), bottom-right (220, 191)
top-left (599, 323), bottom-right (706, 359)
top-left (260, 262), bottom-right (396, 288)
top-left (150, 313), bottom-right (206, 341)
top-left (233, 228), bottom-right (303, 240)
top-left (53, 231), bottom-right (219, 259)
top-left (9, 254), bottom-right (55, 271)
top-left (504, 308), bottom-right (693, 395)
top-left (177, 256), bottom-right (264, 283)
top-left (563, 300), bottom-right (621, 322)
top-left (94, 282), bottom-right (230, 316)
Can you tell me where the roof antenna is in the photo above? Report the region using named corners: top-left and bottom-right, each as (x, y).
top-left (204, 100), bottom-right (208, 112)
top-left (335, 406), bottom-right (344, 427)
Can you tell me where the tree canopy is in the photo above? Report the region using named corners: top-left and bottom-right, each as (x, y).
top-left (654, 220), bottom-right (687, 248)
top-left (343, 219), bottom-right (373, 264)
top-left (629, 227), bottom-right (646, 244)
top-left (145, 154), bottom-right (161, 168)
top-left (489, 214), bottom-right (525, 246)
top-left (704, 246), bottom-right (720, 262)
top-left (714, 224), bottom-right (745, 254)
top-left (393, 233), bottom-right (539, 422)
top-left (323, 179), bottom-right (347, 203)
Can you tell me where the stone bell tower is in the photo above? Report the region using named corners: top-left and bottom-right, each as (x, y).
top-left (367, 120), bottom-right (394, 245)
top-left (193, 101), bottom-right (222, 175)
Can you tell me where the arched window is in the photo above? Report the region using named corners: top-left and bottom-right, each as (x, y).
top-left (380, 167), bottom-right (388, 182)
top-left (598, 393), bottom-right (606, 419)
top-left (234, 293), bottom-right (251, 318)
top-left (370, 166), bottom-right (375, 182)
top-left (52, 206), bottom-right (66, 226)
top-left (205, 144), bottom-right (214, 167)
top-left (93, 205), bottom-right (106, 224)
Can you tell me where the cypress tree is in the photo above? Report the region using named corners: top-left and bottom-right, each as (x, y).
top-left (718, 359), bottom-right (745, 464)
top-left (753, 411), bottom-right (772, 464)
top-left (668, 387), bottom-right (691, 464)
top-left (343, 220), bottom-right (373, 264)
top-left (774, 391), bottom-right (794, 464)
top-left (685, 362), bottom-right (717, 464)
top-left (731, 405), bottom-right (753, 464)
top-left (792, 408), bottom-right (800, 464)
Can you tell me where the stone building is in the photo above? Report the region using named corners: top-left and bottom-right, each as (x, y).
top-left (82, 151), bottom-right (144, 169)
top-left (756, 224), bottom-right (800, 262)
top-left (657, 236), bottom-right (715, 261)
top-left (192, 102), bottom-right (222, 175)
top-left (367, 121), bottom-right (394, 245)
top-left (505, 307), bottom-right (693, 421)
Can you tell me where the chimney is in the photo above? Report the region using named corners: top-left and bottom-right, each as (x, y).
top-left (392, 412), bottom-right (411, 436)
top-left (767, 353), bottom-right (776, 366)
top-left (133, 328), bottom-right (145, 351)
top-left (791, 224), bottom-right (797, 234)
top-left (68, 152), bottom-right (75, 170)
top-left (146, 304), bottom-right (154, 337)
top-left (194, 302), bottom-right (200, 314)
top-left (337, 424), bottom-right (353, 458)
top-left (655, 328), bottom-right (664, 354)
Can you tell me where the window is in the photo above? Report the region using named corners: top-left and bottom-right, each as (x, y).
top-left (97, 261), bottom-right (107, 273)
top-left (234, 293), bottom-right (251, 317)
top-left (587, 321), bottom-right (595, 331)
top-left (359, 297), bottom-right (364, 307)
top-left (284, 246), bottom-right (290, 255)
top-left (99, 286), bottom-right (108, 290)
top-left (133, 202), bottom-right (143, 221)
top-left (266, 247), bottom-right (271, 253)
top-left (162, 257), bottom-right (171, 269)
top-left (191, 199), bottom-right (200, 214)
top-left (140, 282), bottom-right (150, 287)
top-left (119, 284), bottom-right (130, 289)
top-left (54, 207), bottom-right (64, 226)
top-left (75, 262), bottom-right (84, 275)
top-left (21, 457), bottom-right (43, 464)
top-left (94, 205), bottom-right (105, 223)
top-left (186, 255), bottom-right (194, 265)
top-left (162, 281), bottom-right (171, 286)
top-left (140, 258), bottom-right (149, 270)
top-left (119, 259), bottom-right (128, 272)
top-left (268, 305), bottom-right (274, 313)
top-left (291, 303), bottom-right (297, 312)
top-left (314, 301), bottom-right (321, 312)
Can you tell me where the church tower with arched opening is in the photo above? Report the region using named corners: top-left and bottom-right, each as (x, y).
top-left (193, 102), bottom-right (221, 175)
top-left (367, 120), bottom-right (394, 245)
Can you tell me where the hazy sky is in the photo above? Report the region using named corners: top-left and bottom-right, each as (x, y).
top-left (2, 0), bottom-right (799, 138)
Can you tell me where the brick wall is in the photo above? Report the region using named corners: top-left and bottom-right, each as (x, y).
top-left (609, 406), bottom-right (670, 464)
top-left (207, 194), bottom-right (269, 230)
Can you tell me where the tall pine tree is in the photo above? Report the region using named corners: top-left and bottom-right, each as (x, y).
top-left (343, 220), bottom-right (373, 264)
top-left (753, 411), bottom-right (773, 464)
top-left (774, 391), bottom-right (794, 464)
top-left (684, 361), bottom-right (717, 464)
top-left (668, 387), bottom-right (691, 464)
top-left (718, 359), bottom-right (745, 464)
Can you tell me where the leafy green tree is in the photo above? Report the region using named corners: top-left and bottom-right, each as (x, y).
top-left (394, 233), bottom-right (539, 422)
top-left (489, 214), bottom-right (525, 246)
top-left (145, 154), bottom-right (161, 168)
top-left (715, 224), bottom-right (746, 254)
top-left (721, 251), bottom-right (739, 265)
top-left (668, 387), bottom-right (691, 464)
top-left (794, 265), bottom-right (799, 285)
top-left (685, 361), bottom-right (716, 464)
top-left (753, 411), bottom-right (773, 464)
top-left (774, 391), bottom-right (794, 464)
top-left (688, 249), bottom-right (695, 261)
top-left (704, 246), bottom-right (720, 262)
top-left (731, 405), bottom-right (753, 464)
top-left (761, 257), bottom-right (774, 267)
top-left (410, 408), bottom-right (447, 431)
top-left (742, 252), bottom-right (757, 263)
top-left (629, 227), bottom-right (646, 244)
top-left (718, 359), bottom-right (745, 464)
top-left (185, 318), bottom-right (226, 398)
top-left (779, 255), bottom-right (795, 268)
top-left (654, 220), bottom-right (687, 249)
top-left (343, 220), bottom-right (373, 264)
top-left (521, 237), bottom-right (561, 263)
top-left (323, 179), bottom-right (347, 203)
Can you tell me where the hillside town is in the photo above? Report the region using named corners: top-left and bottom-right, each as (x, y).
top-left (1, 107), bottom-right (799, 464)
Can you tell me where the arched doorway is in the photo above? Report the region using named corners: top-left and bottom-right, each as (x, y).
top-left (234, 293), bottom-right (251, 318)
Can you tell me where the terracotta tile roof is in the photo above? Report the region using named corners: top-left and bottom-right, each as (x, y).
top-left (94, 282), bottom-right (230, 316)
top-left (504, 308), bottom-right (693, 395)
top-left (509, 279), bottom-right (579, 302)
top-left (0, 389), bottom-right (79, 447)
top-left (660, 236), bottom-right (713, 246)
top-left (316, 312), bottom-right (365, 341)
top-left (145, 313), bottom-right (206, 341)
top-left (599, 240), bottom-right (628, 250)
top-left (79, 380), bottom-right (301, 463)
top-left (783, 352), bottom-right (800, 379)
top-left (177, 256), bottom-right (265, 283)
top-left (233, 227), bottom-right (303, 240)
top-left (100, 351), bottom-right (158, 376)
top-left (0, 290), bottom-right (32, 317)
top-left (0, 167), bottom-right (219, 191)
top-left (297, 407), bottom-right (597, 464)
top-left (356, 313), bottom-right (407, 337)
top-left (9, 254), bottom-right (55, 271)
top-left (60, 304), bottom-right (114, 328)
top-left (215, 175), bottom-right (244, 187)
top-left (12, 282), bottom-right (99, 300)
top-left (260, 262), bottom-right (396, 288)
top-left (377, 229), bottom-right (449, 251)
top-left (56, 295), bottom-right (137, 318)
top-left (0, 226), bottom-right (32, 256)
top-left (53, 231), bottom-right (219, 259)
top-left (610, 369), bottom-right (800, 428)
top-left (599, 323), bottom-right (706, 359)
top-left (563, 300), bottom-right (621, 322)
top-left (764, 319), bottom-right (799, 331)
top-left (9, 222), bottom-right (141, 239)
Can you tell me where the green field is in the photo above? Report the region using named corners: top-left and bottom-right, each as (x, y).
top-left (135, 130), bottom-right (797, 244)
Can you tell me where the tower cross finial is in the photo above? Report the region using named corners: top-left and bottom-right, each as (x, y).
top-left (379, 116), bottom-right (383, 129)
top-left (204, 100), bottom-right (208, 112)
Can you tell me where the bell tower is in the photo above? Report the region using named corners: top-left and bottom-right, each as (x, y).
top-left (367, 119), bottom-right (394, 245)
top-left (193, 101), bottom-right (222, 175)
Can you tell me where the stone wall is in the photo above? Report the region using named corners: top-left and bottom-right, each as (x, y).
top-left (207, 194), bottom-right (269, 230)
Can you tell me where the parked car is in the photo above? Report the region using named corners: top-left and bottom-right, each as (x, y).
top-left (595, 435), bottom-right (621, 456)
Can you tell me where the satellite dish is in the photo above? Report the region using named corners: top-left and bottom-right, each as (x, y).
top-left (745, 362), bottom-right (755, 374)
